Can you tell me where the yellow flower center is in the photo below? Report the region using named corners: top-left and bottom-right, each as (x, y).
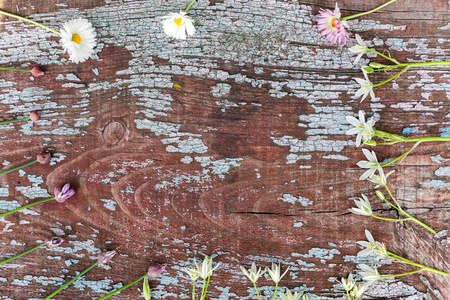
top-left (330, 18), bottom-right (338, 29)
top-left (355, 45), bottom-right (365, 52)
top-left (174, 18), bottom-right (184, 26)
top-left (72, 33), bottom-right (82, 44)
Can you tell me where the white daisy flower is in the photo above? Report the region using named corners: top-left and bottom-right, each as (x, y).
top-left (354, 67), bottom-right (375, 102)
top-left (60, 18), bottom-right (97, 64)
top-left (349, 34), bottom-right (368, 64)
top-left (356, 230), bottom-right (387, 259)
top-left (356, 148), bottom-right (382, 180)
top-left (161, 12), bottom-right (195, 40)
top-left (349, 194), bottom-right (372, 216)
top-left (266, 263), bottom-right (289, 283)
top-left (346, 110), bottom-right (376, 147)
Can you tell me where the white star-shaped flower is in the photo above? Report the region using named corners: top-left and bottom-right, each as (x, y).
top-left (357, 148), bottom-right (382, 180)
top-left (358, 264), bottom-right (381, 283)
top-left (349, 194), bottom-right (372, 216)
top-left (354, 67), bottom-right (375, 102)
top-left (349, 34), bottom-right (368, 64)
top-left (356, 230), bottom-right (388, 259)
top-left (346, 110), bottom-right (376, 147)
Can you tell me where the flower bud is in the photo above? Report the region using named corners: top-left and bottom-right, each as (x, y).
top-left (37, 152), bottom-right (51, 164)
top-left (148, 265), bottom-right (165, 277)
top-left (375, 190), bottom-right (385, 200)
top-left (31, 67), bottom-right (44, 77)
top-left (362, 66), bottom-right (374, 73)
top-left (29, 111), bottom-right (40, 122)
top-left (97, 250), bottom-right (116, 265)
top-left (368, 62), bottom-right (388, 69)
top-left (143, 276), bottom-right (151, 300)
top-left (44, 237), bottom-right (64, 249)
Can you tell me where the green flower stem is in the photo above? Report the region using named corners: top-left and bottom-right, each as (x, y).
top-left (0, 67), bottom-right (32, 72)
top-left (0, 243), bottom-right (44, 266)
top-left (199, 277), bottom-right (206, 300)
top-left (0, 196), bottom-right (55, 219)
top-left (383, 185), bottom-right (436, 233)
top-left (272, 282), bottom-right (278, 300)
top-left (0, 159), bottom-right (38, 176)
top-left (387, 251), bottom-right (448, 276)
top-left (380, 141), bottom-right (420, 167)
top-left (374, 129), bottom-right (450, 143)
top-left (200, 276), bottom-right (211, 300)
top-left (97, 274), bottom-right (147, 300)
top-left (185, 0), bottom-right (197, 12)
top-left (192, 280), bottom-right (196, 300)
top-left (341, 0), bottom-right (398, 21)
top-left (0, 116), bottom-right (30, 125)
top-left (45, 262), bottom-right (98, 299)
top-left (253, 282), bottom-right (262, 300)
top-left (380, 268), bottom-right (423, 278)
top-left (371, 214), bottom-right (408, 222)
top-left (367, 49), bottom-right (399, 65)
top-left (378, 61), bottom-right (450, 70)
top-left (383, 183), bottom-right (401, 210)
top-left (346, 289), bottom-right (350, 300)
top-left (372, 66), bottom-right (410, 88)
top-left (0, 10), bottom-right (60, 35)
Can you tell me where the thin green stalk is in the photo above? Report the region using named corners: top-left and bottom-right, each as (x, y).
top-left (192, 280), bottom-right (196, 300)
top-left (0, 10), bottom-right (60, 35)
top-left (253, 282), bottom-right (262, 300)
top-left (44, 262), bottom-right (98, 299)
top-left (402, 137), bottom-right (450, 143)
top-left (346, 289), bottom-right (350, 300)
top-left (0, 67), bottom-right (32, 72)
top-left (372, 66), bottom-right (410, 87)
top-left (387, 251), bottom-right (448, 276)
top-left (341, 0), bottom-right (398, 21)
top-left (0, 196), bottom-right (55, 219)
top-left (377, 61), bottom-right (450, 70)
top-left (367, 49), bottom-right (399, 65)
top-left (380, 141), bottom-right (420, 167)
top-left (380, 268), bottom-right (423, 278)
top-left (97, 274), bottom-right (147, 299)
top-left (371, 214), bottom-right (408, 222)
top-left (185, 0), bottom-right (197, 12)
top-left (199, 277), bottom-right (206, 300)
top-left (383, 184), bottom-right (401, 210)
top-left (0, 243), bottom-right (44, 266)
top-left (0, 117), bottom-right (30, 125)
top-left (384, 185), bottom-right (436, 234)
top-left (0, 159), bottom-right (38, 176)
top-left (200, 276), bottom-right (211, 300)
top-left (273, 282), bottom-right (278, 300)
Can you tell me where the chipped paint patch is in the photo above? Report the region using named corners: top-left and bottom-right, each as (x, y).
top-left (101, 198), bottom-right (117, 211)
top-left (279, 194), bottom-right (313, 206)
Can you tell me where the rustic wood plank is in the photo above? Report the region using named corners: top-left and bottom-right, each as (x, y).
top-left (0, 0), bottom-right (449, 299)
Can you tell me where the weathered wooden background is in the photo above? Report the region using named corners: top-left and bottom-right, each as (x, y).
top-left (0, 0), bottom-right (449, 299)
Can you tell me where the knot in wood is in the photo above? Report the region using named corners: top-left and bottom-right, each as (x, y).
top-left (102, 121), bottom-right (126, 145)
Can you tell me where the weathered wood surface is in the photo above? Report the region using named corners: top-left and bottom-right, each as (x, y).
top-left (0, 0), bottom-right (449, 299)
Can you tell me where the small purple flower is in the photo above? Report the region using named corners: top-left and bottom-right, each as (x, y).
top-left (54, 183), bottom-right (75, 203)
top-left (44, 237), bottom-right (65, 249)
top-left (98, 250), bottom-right (116, 265)
top-left (148, 265), bottom-right (165, 277)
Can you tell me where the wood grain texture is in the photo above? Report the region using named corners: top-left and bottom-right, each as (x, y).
top-left (0, 0), bottom-right (449, 299)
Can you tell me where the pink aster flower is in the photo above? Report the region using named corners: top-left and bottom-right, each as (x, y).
top-left (317, 3), bottom-right (350, 45)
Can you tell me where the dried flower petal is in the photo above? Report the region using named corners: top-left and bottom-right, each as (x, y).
top-left (97, 250), bottom-right (116, 265)
top-left (44, 237), bottom-right (64, 249)
top-left (31, 67), bottom-right (44, 77)
top-left (54, 183), bottom-right (75, 203)
top-left (37, 152), bottom-right (51, 165)
top-left (29, 111), bottom-right (40, 122)
top-left (148, 265), bottom-right (165, 277)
